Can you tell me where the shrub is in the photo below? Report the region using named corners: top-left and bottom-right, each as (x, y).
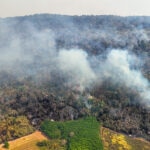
top-left (3, 141), bottom-right (9, 149)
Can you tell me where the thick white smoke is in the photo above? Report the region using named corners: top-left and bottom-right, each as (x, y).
top-left (98, 49), bottom-right (150, 107)
top-left (56, 48), bottom-right (150, 107)
top-left (57, 49), bottom-right (96, 91)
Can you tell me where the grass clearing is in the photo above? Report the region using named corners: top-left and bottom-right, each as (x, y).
top-left (0, 131), bottom-right (47, 150)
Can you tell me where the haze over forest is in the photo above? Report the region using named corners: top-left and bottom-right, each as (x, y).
top-left (0, 13), bottom-right (150, 147)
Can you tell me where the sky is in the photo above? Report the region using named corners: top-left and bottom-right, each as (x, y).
top-left (0, 0), bottom-right (150, 18)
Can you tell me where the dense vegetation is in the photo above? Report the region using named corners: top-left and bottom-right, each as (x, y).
top-left (0, 116), bottom-right (34, 143)
top-left (41, 117), bottom-right (103, 150)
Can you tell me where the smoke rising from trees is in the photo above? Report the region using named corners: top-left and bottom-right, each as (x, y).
top-left (0, 15), bottom-right (149, 107)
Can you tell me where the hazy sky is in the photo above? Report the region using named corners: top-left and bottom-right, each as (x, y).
top-left (0, 0), bottom-right (150, 17)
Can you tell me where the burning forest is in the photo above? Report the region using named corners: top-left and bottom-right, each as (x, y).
top-left (0, 14), bottom-right (150, 142)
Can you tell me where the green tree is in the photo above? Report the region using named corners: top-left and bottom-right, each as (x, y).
top-left (3, 141), bottom-right (9, 149)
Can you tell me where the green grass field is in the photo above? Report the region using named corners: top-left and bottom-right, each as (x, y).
top-left (41, 117), bottom-right (103, 150)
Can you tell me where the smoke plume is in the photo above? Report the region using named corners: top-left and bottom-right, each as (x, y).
top-left (0, 15), bottom-right (150, 107)
top-left (97, 49), bottom-right (150, 107)
top-left (57, 49), bottom-right (96, 91)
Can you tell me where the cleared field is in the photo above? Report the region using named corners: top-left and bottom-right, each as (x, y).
top-left (0, 131), bottom-right (48, 150)
top-left (101, 127), bottom-right (150, 150)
